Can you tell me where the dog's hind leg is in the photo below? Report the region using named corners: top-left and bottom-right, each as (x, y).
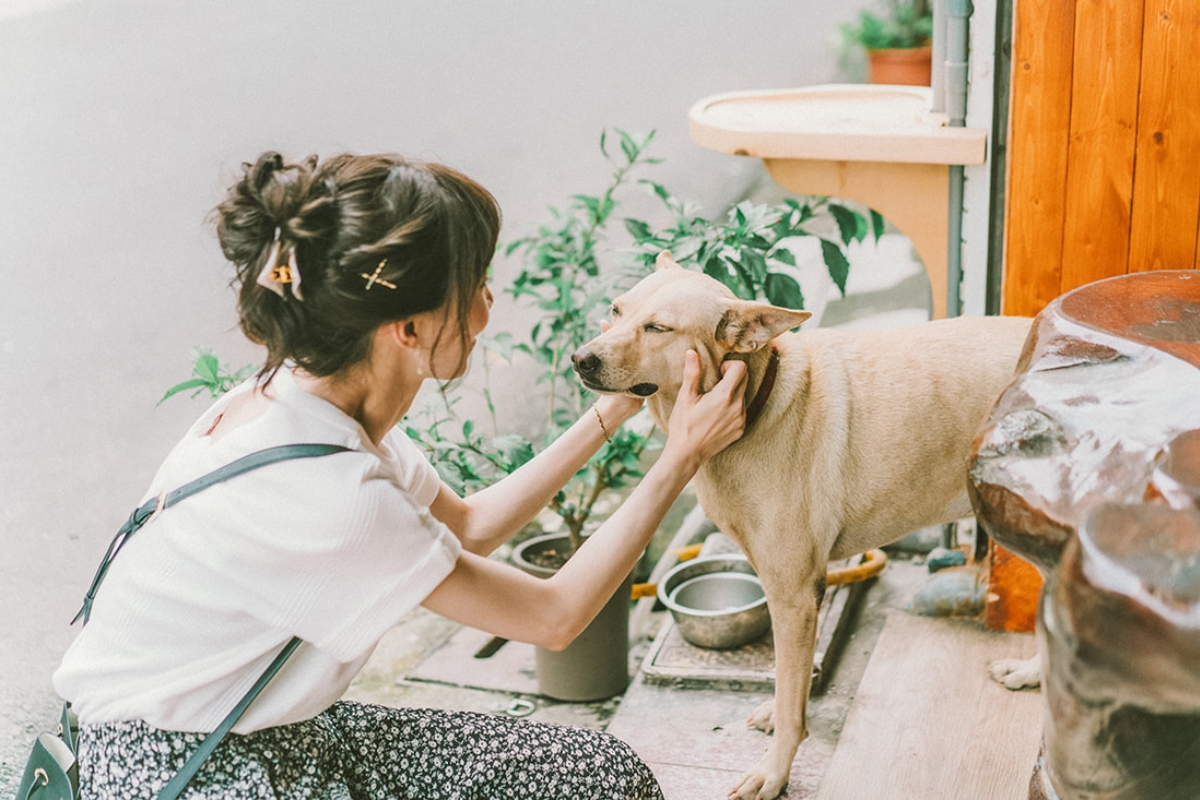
top-left (989, 655), bottom-right (1041, 690)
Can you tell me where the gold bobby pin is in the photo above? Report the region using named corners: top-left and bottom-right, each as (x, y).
top-left (362, 258), bottom-right (397, 290)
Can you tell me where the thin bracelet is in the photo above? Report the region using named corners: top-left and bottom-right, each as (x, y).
top-left (593, 405), bottom-right (613, 444)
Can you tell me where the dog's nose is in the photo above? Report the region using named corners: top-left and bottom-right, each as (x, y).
top-left (572, 348), bottom-right (600, 376)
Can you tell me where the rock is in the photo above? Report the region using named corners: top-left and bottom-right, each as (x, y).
top-left (910, 571), bottom-right (985, 617)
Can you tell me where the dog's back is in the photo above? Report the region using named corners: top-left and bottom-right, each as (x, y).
top-left (697, 314), bottom-right (1032, 561)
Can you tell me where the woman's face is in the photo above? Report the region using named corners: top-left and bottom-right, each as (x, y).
top-left (430, 280), bottom-right (492, 380)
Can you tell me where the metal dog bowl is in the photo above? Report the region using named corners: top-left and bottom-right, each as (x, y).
top-left (657, 554), bottom-right (770, 649)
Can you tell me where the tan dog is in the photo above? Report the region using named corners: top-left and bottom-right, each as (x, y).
top-left (572, 253), bottom-right (1032, 800)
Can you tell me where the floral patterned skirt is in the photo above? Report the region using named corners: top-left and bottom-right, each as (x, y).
top-left (78, 701), bottom-right (663, 800)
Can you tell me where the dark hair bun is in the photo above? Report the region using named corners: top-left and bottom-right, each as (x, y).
top-left (211, 151), bottom-right (500, 378)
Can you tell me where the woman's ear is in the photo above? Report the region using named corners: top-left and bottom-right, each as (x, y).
top-left (379, 319), bottom-right (421, 352)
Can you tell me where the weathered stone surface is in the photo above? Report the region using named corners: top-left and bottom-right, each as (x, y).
top-left (968, 271), bottom-right (1200, 800)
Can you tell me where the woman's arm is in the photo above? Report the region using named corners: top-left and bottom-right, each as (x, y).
top-left (429, 392), bottom-right (644, 556)
top-left (421, 352), bottom-right (746, 649)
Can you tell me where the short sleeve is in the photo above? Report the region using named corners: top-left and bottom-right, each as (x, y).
top-left (382, 429), bottom-right (443, 508)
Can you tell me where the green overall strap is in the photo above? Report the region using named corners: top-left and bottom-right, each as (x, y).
top-left (69, 442), bottom-right (351, 800)
top-left (157, 637), bottom-right (303, 800)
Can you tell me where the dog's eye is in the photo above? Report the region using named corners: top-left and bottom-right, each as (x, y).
top-left (610, 304), bottom-right (621, 318)
top-left (643, 322), bottom-right (671, 333)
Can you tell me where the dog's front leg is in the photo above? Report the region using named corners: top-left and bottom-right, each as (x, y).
top-left (731, 573), bottom-right (822, 800)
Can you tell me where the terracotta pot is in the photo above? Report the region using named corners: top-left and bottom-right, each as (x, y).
top-left (867, 44), bottom-right (932, 86)
top-left (511, 532), bottom-right (631, 701)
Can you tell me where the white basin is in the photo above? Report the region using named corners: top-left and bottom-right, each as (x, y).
top-left (688, 84), bottom-right (986, 166)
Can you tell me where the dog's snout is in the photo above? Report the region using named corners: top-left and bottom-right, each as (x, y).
top-left (572, 348), bottom-right (601, 376)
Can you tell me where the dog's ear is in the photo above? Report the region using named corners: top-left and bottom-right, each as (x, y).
top-left (655, 251), bottom-right (682, 272)
top-left (716, 300), bottom-right (811, 352)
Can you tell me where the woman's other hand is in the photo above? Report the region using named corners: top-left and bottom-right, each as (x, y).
top-left (663, 350), bottom-right (747, 468)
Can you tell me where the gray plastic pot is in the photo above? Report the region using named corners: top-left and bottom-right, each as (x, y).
top-left (511, 532), bottom-right (631, 701)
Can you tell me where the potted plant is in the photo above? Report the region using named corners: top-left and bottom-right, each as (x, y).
top-left (841, 0), bottom-right (934, 86)
top-left (404, 129), bottom-right (874, 700)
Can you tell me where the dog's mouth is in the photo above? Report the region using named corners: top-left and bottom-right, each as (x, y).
top-left (578, 377), bottom-right (659, 397)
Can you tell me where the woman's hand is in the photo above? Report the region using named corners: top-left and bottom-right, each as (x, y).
top-left (594, 392), bottom-right (644, 430)
top-left (663, 350), bottom-right (747, 467)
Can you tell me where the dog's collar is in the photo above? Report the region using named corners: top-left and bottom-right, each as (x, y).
top-left (744, 345), bottom-right (780, 429)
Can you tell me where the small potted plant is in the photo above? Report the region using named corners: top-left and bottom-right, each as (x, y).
top-left (841, 0), bottom-right (934, 86)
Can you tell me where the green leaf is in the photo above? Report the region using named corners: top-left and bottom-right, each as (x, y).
top-left (619, 130), bottom-right (638, 163)
top-left (479, 331), bottom-right (515, 361)
top-left (493, 434), bottom-right (536, 470)
top-left (828, 204), bottom-right (860, 246)
top-left (771, 247), bottom-right (797, 267)
top-left (624, 218), bottom-right (653, 241)
top-left (639, 180), bottom-right (672, 205)
top-left (702, 255), bottom-right (733, 289)
top-left (741, 249), bottom-right (768, 283)
top-left (725, 257), bottom-right (755, 299)
top-left (157, 378), bottom-right (210, 406)
top-left (764, 272), bottom-right (806, 311)
top-left (572, 194), bottom-right (601, 222)
top-left (870, 209), bottom-right (886, 242)
top-left (193, 353), bottom-right (219, 383)
top-left (820, 238), bottom-right (851, 297)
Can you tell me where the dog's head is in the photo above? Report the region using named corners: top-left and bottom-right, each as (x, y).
top-left (572, 251), bottom-right (811, 398)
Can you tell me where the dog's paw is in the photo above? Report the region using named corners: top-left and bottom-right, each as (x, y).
top-left (729, 763), bottom-right (787, 800)
top-left (988, 656), bottom-right (1041, 690)
top-left (746, 699), bottom-right (776, 734)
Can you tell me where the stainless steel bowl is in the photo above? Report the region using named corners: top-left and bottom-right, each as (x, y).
top-left (657, 554), bottom-right (771, 649)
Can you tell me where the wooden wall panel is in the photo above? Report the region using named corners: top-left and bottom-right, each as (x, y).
top-left (1004, 0), bottom-right (1200, 311)
top-left (1058, 0), bottom-right (1145, 290)
top-left (1128, 0), bottom-right (1200, 272)
top-left (1002, 0), bottom-right (1076, 318)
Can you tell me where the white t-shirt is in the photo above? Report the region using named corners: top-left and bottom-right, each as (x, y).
top-left (53, 368), bottom-right (462, 734)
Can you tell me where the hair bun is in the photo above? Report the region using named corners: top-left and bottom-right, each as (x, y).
top-left (213, 152), bottom-right (322, 279)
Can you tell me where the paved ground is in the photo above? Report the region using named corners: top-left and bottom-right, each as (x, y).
top-left (340, 548), bottom-right (937, 800)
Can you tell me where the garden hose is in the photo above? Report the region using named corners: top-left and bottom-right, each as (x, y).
top-left (631, 547), bottom-right (888, 600)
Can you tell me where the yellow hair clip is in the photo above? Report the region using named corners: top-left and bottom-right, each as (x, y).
top-left (256, 228), bottom-right (304, 301)
top-left (361, 258), bottom-right (397, 291)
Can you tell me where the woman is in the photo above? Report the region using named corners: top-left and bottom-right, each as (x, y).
top-left (53, 151), bottom-right (747, 799)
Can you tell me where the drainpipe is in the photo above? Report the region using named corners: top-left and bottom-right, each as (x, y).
top-left (930, 0), bottom-right (946, 115)
top-left (944, 0), bottom-right (973, 320)
top-left (943, 0), bottom-right (973, 551)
